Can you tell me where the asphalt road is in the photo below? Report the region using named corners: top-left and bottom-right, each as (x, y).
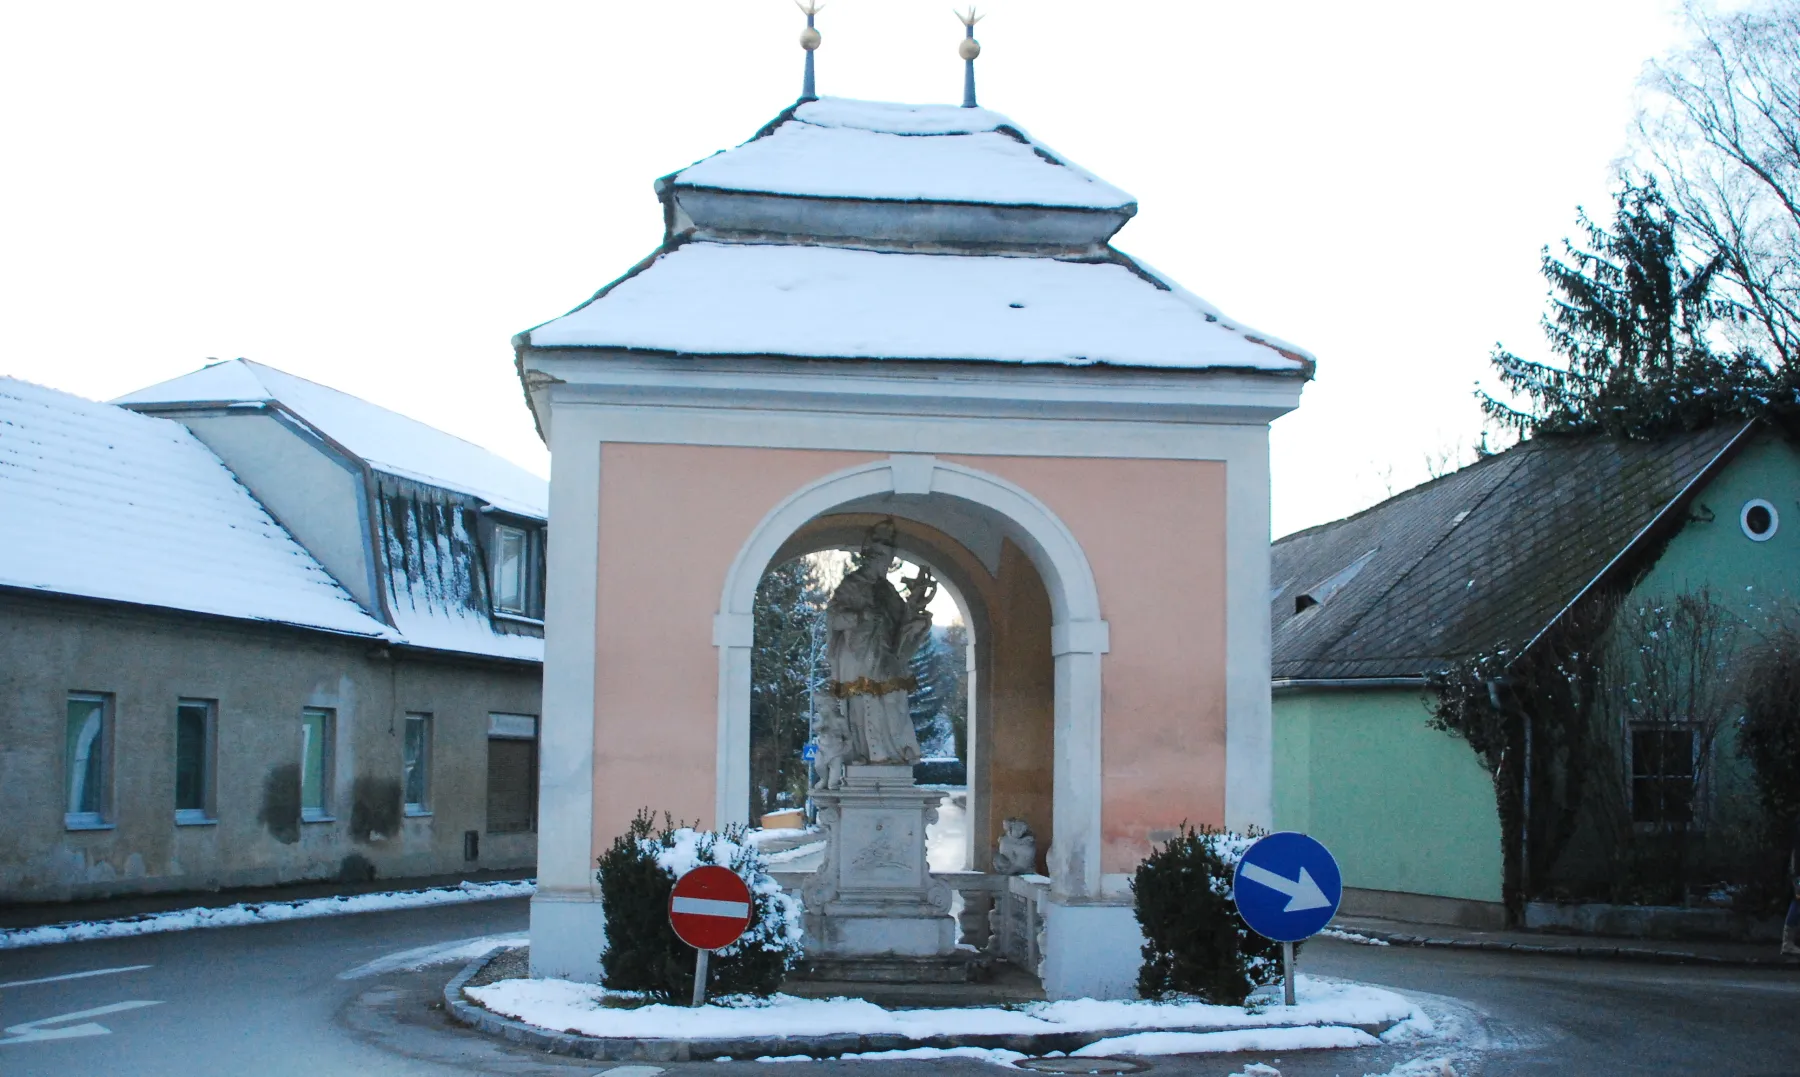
top-left (0, 896), bottom-right (1795, 1076)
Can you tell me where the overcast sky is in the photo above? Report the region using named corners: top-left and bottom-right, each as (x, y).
top-left (1, 1), bottom-right (1720, 536)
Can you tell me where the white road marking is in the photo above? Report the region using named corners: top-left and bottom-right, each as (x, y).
top-left (670, 896), bottom-right (750, 919)
top-left (337, 933), bottom-right (527, 980)
top-left (594, 1067), bottom-right (665, 1076)
top-left (0, 964), bottom-right (152, 990)
top-left (0, 1000), bottom-right (162, 1045)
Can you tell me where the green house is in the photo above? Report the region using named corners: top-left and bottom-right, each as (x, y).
top-left (1271, 421), bottom-right (1800, 927)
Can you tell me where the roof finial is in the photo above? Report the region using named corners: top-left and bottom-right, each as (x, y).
top-left (797, 0), bottom-right (824, 102)
top-left (956, 7), bottom-right (983, 109)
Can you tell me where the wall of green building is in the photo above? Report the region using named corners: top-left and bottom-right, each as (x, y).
top-left (1630, 431), bottom-right (1800, 625)
top-left (1542, 431), bottom-right (1800, 888)
top-left (1272, 688), bottom-right (1503, 904)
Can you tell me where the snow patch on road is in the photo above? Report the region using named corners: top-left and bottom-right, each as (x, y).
top-left (1320, 927), bottom-right (1392, 946)
top-left (1071, 1025), bottom-right (1380, 1057)
top-left (338, 931), bottom-right (529, 980)
top-left (0, 880), bottom-right (535, 950)
top-left (841, 1046), bottom-right (1027, 1066)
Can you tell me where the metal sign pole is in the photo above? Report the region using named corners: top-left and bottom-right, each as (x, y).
top-left (1282, 941), bottom-right (1295, 1006)
top-left (692, 948), bottom-right (710, 1007)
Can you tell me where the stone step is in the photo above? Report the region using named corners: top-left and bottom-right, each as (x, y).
top-left (794, 951), bottom-right (991, 985)
top-left (782, 961), bottom-right (1046, 1008)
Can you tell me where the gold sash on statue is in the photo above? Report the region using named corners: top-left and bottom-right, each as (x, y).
top-left (827, 675), bottom-right (919, 699)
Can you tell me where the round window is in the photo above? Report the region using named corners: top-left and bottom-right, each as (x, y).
top-left (1741, 498), bottom-right (1780, 542)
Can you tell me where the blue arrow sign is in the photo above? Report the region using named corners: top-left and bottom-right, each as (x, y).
top-left (1232, 832), bottom-right (1342, 943)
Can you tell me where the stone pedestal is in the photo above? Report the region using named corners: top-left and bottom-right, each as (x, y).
top-left (801, 765), bottom-right (973, 981)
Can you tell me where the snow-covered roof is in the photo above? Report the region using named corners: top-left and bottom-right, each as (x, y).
top-left (116, 360), bottom-right (547, 519)
top-left (670, 98), bottom-right (1134, 210)
top-left (0, 377), bottom-right (394, 639)
top-left (527, 241), bottom-right (1309, 371)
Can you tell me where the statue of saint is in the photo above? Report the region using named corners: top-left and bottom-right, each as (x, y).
top-left (823, 521), bottom-right (936, 767)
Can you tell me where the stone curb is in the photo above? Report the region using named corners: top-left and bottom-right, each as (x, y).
top-left (441, 950), bottom-right (1399, 1062)
top-left (1346, 928), bottom-right (1798, 968)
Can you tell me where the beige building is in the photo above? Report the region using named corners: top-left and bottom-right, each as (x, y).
top-left (0, 366), bottom-right (544, 903)
top-left (515, 97), bottom-right (1312, 998)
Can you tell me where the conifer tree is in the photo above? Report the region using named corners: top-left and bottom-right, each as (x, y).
top-left (749, 557), bottom-right (827, 818)
top-left (1483, 180), bottom-right (1771, 440)
top-left (908, 626), bottom-right (950, 757)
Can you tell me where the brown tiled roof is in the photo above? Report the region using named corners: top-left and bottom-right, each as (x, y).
top-left (1271, 424), bottom-right (1753, 681)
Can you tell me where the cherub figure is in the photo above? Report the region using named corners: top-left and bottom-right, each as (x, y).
top-left (993, 817), bottom-right (1037, 874)
top-left (811, 692), bottom-right (854, 791)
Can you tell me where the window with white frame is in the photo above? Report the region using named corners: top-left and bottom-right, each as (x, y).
top-left (175, 698), bottom-right (216, 824)
top-left (492, 524), bottom-right (530, 615)
top-left (1630, 723), bottom-right (1698, 826)
top-left (403, 712), bottom-right (432, 815)
top-left (65, 693), bottom-right (111, 828)
top-left (300, 707), bottom-right (334, 821)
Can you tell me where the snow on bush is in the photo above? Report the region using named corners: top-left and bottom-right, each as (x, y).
top-left (596, 809), bottom-right (803, 1001)
top-left (1132, 824), bottom-right (1286, 1005)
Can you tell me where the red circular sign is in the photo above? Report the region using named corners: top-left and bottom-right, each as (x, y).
top-left (668, 865), bottom-right (754, 951)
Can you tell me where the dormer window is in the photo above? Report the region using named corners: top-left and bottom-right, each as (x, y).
top-left (493, 525), bottom-right (528, 613)
top-left (488, 520), bottom-right (544, 619)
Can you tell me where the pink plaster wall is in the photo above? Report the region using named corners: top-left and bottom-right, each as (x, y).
top-left (592, 444), bottom-right (874, 852)
top-left (947, 456), bottom-right (1229, 874)
top-left (591, 446), bottom-right (1229, 874)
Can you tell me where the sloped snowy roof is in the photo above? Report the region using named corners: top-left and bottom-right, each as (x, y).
top-left (0, 377), bottom-right (394, 639)
top-left (116, 360), bottom-right (547, 519)
top-left (527, 241), bottom-right (1308, 371)
top-left (670, 97), bottom-right (1134, 209)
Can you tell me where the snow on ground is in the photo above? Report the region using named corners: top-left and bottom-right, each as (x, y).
top-left (465, 974), bottom-right (1418, 1043)
top-left (0, 880), bottom-right (534, 950)
top-left (526, 242), bottom-right (1309, 372)
top-left (1319, 927), bottom-right (1392, 946)
top-left (760, 841), bottom-right (829, 866)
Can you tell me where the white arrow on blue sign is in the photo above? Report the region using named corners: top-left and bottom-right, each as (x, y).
top-left (1232, 832), bottom-right (1343, 943)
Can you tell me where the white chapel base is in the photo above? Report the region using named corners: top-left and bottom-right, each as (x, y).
top-left (801, 765), bottom-right (973, 982)
top-left (529, 888), bottom-right (607, 983)
top-left (1038, 898), bottom-right (1145, 1000)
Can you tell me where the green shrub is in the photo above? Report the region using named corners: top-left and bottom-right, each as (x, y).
top-left (1132, 824), bottom-right (1287, 1004)
top-left (596, 809), bottom-right (803, 1001)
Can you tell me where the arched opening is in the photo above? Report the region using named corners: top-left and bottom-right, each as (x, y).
top-left (745, 534), bottom-right (980, 868)
top-left (715, 456), bottom-right (1106, 898)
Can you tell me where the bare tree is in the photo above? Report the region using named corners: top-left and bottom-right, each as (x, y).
top-left (1637, 2), bottom-right (1800, 370)
top-left (1423, 438), bottom-right (1481, 480)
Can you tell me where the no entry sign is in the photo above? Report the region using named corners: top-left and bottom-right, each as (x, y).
top-left (668, 865), bottom-right (753, 951)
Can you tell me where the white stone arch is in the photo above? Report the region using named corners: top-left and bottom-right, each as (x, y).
top-left (713, 454), bottom-right (1110, 897)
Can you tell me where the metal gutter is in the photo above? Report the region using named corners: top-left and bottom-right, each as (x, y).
top-left (1271, 676), bottom-right (1430, 694)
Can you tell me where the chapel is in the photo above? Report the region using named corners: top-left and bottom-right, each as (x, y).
top-left (514, 22), bottom-right (1313, 999)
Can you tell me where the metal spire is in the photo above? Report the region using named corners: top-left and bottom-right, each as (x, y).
top-left (956, 7), bottom-right (983, 109)
top-left (798, 1), bottom-right (824, 102)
